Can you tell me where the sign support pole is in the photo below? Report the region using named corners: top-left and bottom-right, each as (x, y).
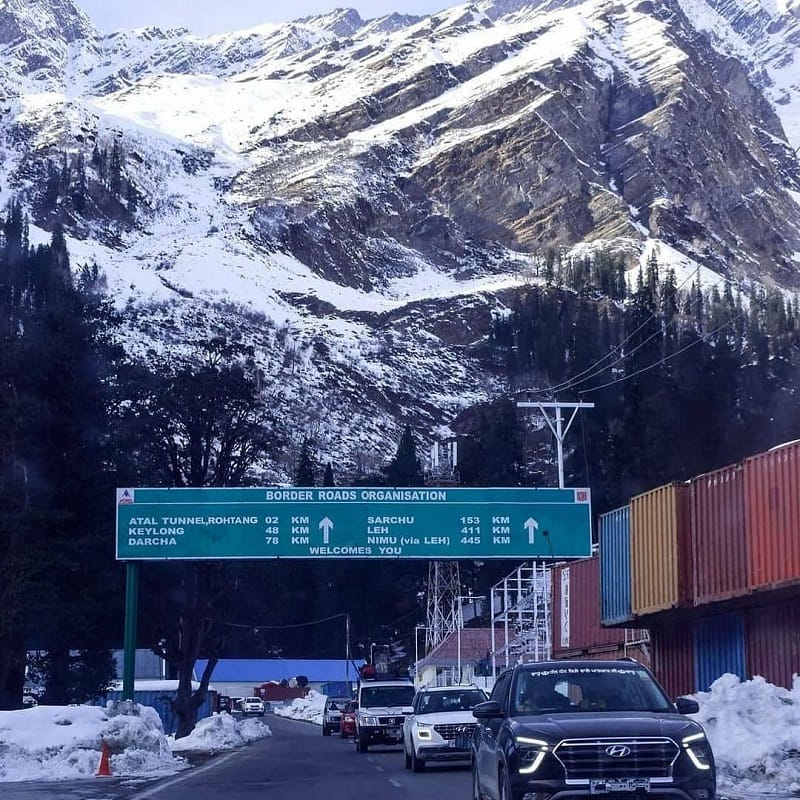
top-left (122, 561), bottom-right (139, 701)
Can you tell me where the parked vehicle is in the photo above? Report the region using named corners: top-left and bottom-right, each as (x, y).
top-left (340, 700), bottom-right (357, 738)
top-left (402, 684), bottom-right (487, 772)
top-left (354, 678), bottom-right (415, 753)
top-left (471, 659), bottom-right (716, 800)
top-left (240, 696), bottom-right (265, 717)
top-left (322, 696), bottom-right (352, 736)
top-left (217, 695), bottom-right (232, 713)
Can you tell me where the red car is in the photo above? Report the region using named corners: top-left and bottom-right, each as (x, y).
top-left (340, 700), bottom-right (357, 738)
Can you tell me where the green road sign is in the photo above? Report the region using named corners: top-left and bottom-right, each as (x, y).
top-left (116, 486), bottom-right (592, 560)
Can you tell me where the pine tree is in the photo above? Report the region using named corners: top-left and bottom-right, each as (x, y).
top-left (384, 424), bottom-right (424, 486)
top-left (322, 462), bottom-right (335, 486)
top-left (295, 438), bottom-right (317, 487)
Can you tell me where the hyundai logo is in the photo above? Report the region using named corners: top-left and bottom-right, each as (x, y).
top-left (606, 745), bottom-right (632, 758)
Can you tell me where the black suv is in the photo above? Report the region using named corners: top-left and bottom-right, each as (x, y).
top-left (471, 660), bottom-right (715, 800)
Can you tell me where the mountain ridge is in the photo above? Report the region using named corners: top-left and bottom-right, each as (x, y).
top-left (3, 0), bottom-right (800, 477)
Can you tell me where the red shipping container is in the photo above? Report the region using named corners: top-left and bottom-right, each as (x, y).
top-left (650, 623), bottom-right (695, 698)
top-left (745, 600), bottom-right (800, 690)
top-left (691, 463), bottom-right (748, 605)
top-left (551, 558), bottom-right (643, 655)
top-left (744, 441), bottom-right (800, 591)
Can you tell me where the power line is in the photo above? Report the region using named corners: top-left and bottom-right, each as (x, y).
top-left (525, 261), bottom-right (703, 396)
top-left (224, 612), bottom-right (346, 631)
top-left (578, 309), bottom-right (748, 395)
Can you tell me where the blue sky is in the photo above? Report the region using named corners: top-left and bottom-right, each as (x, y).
top-left (77, 1), bottom-right (448, 35)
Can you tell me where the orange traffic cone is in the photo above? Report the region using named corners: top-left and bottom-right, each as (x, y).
top-left (96, 741), bottom-right (112, 777)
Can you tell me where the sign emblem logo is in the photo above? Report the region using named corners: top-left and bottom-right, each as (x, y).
top-left (605, 745), bottom-right (631, 758)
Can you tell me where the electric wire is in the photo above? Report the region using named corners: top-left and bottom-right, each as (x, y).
top-left (224, 612), bottom-right (346, 631)
top-left (577, 309), bottom-right (748, 395)
top-left (524, 262), bottom-right (704, 396)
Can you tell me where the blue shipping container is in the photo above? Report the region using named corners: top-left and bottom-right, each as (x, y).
top-left (693, 612), bottom-right (746, 692)
top-left (599, 505), bottom-right (633, 625)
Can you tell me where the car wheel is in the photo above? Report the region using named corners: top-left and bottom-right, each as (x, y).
top-left (356, 734), bottom-right (368, 753)
top-left (411, 747), bottom-right (425, 773)
top-left (404, 744), bottom-right (411, 770)
top-left (323, 724), bottom-right (331, 736)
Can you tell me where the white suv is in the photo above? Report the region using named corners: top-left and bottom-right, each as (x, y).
top-left (354, 679), bottom-right (416, 753)
top-left (402, 685), bottom-right (487, 772)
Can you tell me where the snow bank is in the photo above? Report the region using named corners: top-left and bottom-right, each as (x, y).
top-left (693, 673), bottom-right (800, 796)
top-left (0, 700), bottom-right (270, 782)
top-left (271, 689), bottom-right (326, 725)
top-left (169, 711), bottom-right (271, 752)
top-left (0, 701), bottom-right (185, 782)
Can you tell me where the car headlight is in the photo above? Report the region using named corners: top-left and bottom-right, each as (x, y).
top-left (415, 721), bottom-right (433, 740)
top-left (515, 736), bottom-right (550, 775)
top-left (682, 732), bottom-right (712, 770)
top-left (361, 716), bottom-right (379, 726)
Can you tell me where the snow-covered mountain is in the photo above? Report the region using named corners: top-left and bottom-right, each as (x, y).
top-left (5, 0), bottom-right (800, 476)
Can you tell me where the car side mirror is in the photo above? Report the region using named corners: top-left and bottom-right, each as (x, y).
top-left (472, 700), bottom-right (503, 719)
top-left (674, 696), bottom-right (699, 715)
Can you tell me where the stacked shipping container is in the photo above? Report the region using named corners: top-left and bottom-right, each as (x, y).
top-left (630, 482), bottom-right (692, 616)
top-left (744, 441), bottom-right (800, 591)
top-left (551, 556), bottom-right (647, 662)
top-left (598, 505), bottom-right (633, 625)
top-left (599, 440), bottom-right (800, 694)
top-left (691, 463), bottom-right (747, 605)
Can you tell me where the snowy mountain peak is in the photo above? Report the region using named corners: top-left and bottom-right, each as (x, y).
top-left (0, 0), bottom-right (95, 45)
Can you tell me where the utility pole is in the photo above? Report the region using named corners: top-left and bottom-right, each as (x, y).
top-left (346, 613), bottom-right (351, 688)
top-left (516, 400), bottom-right (594, 488)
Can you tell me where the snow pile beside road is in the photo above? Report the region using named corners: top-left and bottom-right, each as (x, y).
top-left (0, 701), bottom-right (186, 782)
top-left (272, 690), bottom-right (326, 725)
top-left (693, 673), bottom-right (800, 795)
top-left (170, 711), bottom-right (271, 752)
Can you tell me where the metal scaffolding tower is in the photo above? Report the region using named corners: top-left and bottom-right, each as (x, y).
top-left (425, 560), bottom-right (461, 650)
top-left (490, 562), bottom-right (552, 675)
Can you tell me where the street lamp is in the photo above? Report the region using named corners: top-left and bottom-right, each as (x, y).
top-left (414, 625), bottom-right (429, 689)
top-left (456, 595), bottom-right (486, 685)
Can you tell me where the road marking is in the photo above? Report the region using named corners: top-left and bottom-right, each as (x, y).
top-left (375, 765), bottom-right (385, 772)
top-left (389, 778), bottom-right (402, 788)
top-left (130, 752), bottom-right (239, 799)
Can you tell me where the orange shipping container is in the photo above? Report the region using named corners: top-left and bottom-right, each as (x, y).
top-left (630, 482), bottom-right (692, 616)
top-left (691, 463), bottom-right (748, 605)
top-left (744, 441), bottom-right (800, 590)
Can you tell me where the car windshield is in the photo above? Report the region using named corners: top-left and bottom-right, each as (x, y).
top-left (327, 698), bottom-right (350, 710)
top-left (417, 689), bottom-right (487, 713)
top-left (511, 666), bottom-right (673, 715)
top-left (361, 685), bottom-right (415, 707)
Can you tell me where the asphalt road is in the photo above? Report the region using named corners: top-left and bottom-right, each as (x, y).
top-left (0, 714), bottom-right (471, 800)
top-left (0, 714), bottom-right (792, 800)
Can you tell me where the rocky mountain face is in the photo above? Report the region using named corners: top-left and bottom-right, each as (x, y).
top-left (3, 0), bottom-right (800, 476)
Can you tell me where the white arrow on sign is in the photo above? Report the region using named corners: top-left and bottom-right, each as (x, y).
top-left (524, 517), bottom-right (539, 545)
top-left (319, 516), bottom-right (334, 544)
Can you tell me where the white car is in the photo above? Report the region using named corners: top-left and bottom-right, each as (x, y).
top-left (402, 685), bottom-right (488, 772)
top-left (240, 696), bottom-right (265, 716)
top-left (322, 696), bottom-right (351, 736)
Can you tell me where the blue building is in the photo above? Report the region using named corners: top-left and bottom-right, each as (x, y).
top-left (194, 658), bottom-right (364, 698)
